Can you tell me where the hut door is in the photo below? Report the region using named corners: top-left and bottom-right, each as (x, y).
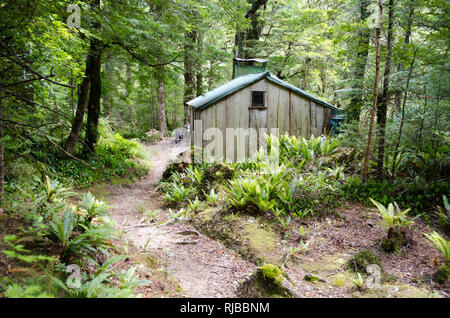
top-left (249, 108), bottom-right (267, 156)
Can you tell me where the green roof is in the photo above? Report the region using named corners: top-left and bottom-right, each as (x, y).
top-left (186, 71), bottom-right (338, 111)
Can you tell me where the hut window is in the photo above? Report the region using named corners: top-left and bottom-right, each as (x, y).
top-left (251, 91), bottom-right (265, 107)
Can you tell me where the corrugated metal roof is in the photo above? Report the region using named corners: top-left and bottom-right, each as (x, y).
top-left (186, 71), bottom-right (338, 111)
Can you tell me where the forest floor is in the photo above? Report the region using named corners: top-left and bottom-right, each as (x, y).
top-left (98, 141), bottom-right (255, 297)
top-left (94, 141), bottom-right (448, 298)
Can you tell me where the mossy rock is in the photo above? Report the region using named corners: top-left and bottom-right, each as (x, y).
top-left (433, 264), bottom-right (450, 284)
top-left (381, 227), bottom-right (412, 253)
top-left (237, 264), bottom-right (296, 298)
top-left (347, 250), bottom-right (383, 274)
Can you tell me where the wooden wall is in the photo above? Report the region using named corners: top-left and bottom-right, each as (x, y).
top-left (192, 78), bottom-right (332, 161)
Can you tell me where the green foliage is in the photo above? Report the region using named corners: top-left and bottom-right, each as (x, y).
top-left (435, 195), bottom-right (450, 227)
top-left (3, 235), bottom-right (57, 264)
top-left (41, 176), bottom-right (73, 203)
top-left (4, 284), bottom-right (55, 298)
top-left (47, 207), bottom-right (116, 261)
top-left (423, 231), bottom-right (450, 262)
top-left (369, 199), bottom-right (416, 229)
top-left (352, 273), bottom-right (365, 291)
top-left (163, 182), bottom-right (194, 205)
top-left (78, 192), bottom-right (111, 224)
top-left (342, 176), bottom-right (450, 214)
top-left (227, 176), bottom-right (276, 213)
top-left (188, 197), bottom-right (202, 213)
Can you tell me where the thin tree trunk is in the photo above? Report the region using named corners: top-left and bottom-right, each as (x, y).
top-left (392, 48), bottom-right (418, 175)
top-left (103, 54), bottom-right (114, 117)
top-left (149, 80), bottom-right (154, 129)
top-left (184, 29), bottom-right (197, 125)
top-left (66, 57), bottom-right (91, 154)
top-left (348, 0), bottom-right (371, 122)
top-left (362, 0), bottom-right (383, 183)
top-left (125, 63), bottom-right (136, 133)
top-left (0, 91), bottom-right (4, 203)
top-left (157, 66), bottom-right (168, 137)
top-left (376, 0), bottom-right (394, 177)
top-left (196, 29), bottom-right (204, 97)
top-left (392, 0), bottom-right (415, 117)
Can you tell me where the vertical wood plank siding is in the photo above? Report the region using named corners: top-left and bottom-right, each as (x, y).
top-left (192, 78), bottom-right (331, 160)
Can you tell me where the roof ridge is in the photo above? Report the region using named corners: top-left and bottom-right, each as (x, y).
top-left (187, 70), bottom-right (337, 111)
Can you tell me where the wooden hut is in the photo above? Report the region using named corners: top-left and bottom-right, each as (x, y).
top-left (186, 58), bottom-right (339, 162)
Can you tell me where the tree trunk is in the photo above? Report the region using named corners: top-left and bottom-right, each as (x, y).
top-left (196, 29), bottom-right (204, 97)
top-left (184, 29), bottom-right (197, 125)
top-left (125, 63), bottom-right (137, 133)
top-left (66, 56), bottom-right (91, 154)
top-left (362, 0), bottom-right (383, 183)
top-left (347, 0), bottom-right (371, 122)
top-left (376, 0), bottom-right (395, 177)
top-left (84, 0), bottom-right (102, 153)
top-left (392, 0), bottom-right (415, 117)
top-left (0, 91), bottom-right (4, 203)
top-left (234, 0), bottom-right (268, 59)
top-left (156, 66), bottom-right (168, 137)
top-left (149, 79), bottom-right (155, 129)
top-left (84, 36), bottom-right (103, 153)
top-left (392, 48), bottom-right (418, 175)
top-left (103, 54), bottom-right (114, 117)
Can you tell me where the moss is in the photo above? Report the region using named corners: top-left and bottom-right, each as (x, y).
top-left (243, 223), bottom-right (278, 264)
top-left (259, 264), bottom-right (284, 284)
top-left (355, 284), bottom-right (434, 298)
top-left (333, 275), bottom-right (347, 287)
top-left (237, 264), bottom-right (292, 298)
top-left (194, 210), bottom-right (283, 266)
top-left (433, 264), bottom-right (450, 284)
top-left (347, 250), bottom-right (383, 274)
top-left (381, 227), bottom-right (409, 253)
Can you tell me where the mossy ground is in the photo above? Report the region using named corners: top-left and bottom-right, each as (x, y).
top-left (300, 252), bottom-right (436, 297)
top-left (194, 208), bottom-right (284, 266)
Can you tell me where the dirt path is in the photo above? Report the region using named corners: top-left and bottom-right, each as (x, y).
top-left (107, 141), bottom-right (255, 297)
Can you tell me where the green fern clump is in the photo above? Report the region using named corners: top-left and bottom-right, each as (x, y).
top-left (370, 199), bottom-right (417, 253)
top-left (423, 231), bottom-right (450, 262)
top-left (370, 199), bottom-right (417, 229)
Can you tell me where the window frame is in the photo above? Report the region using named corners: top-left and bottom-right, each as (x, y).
top-left (250, 90), bottom-right (266, 108)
